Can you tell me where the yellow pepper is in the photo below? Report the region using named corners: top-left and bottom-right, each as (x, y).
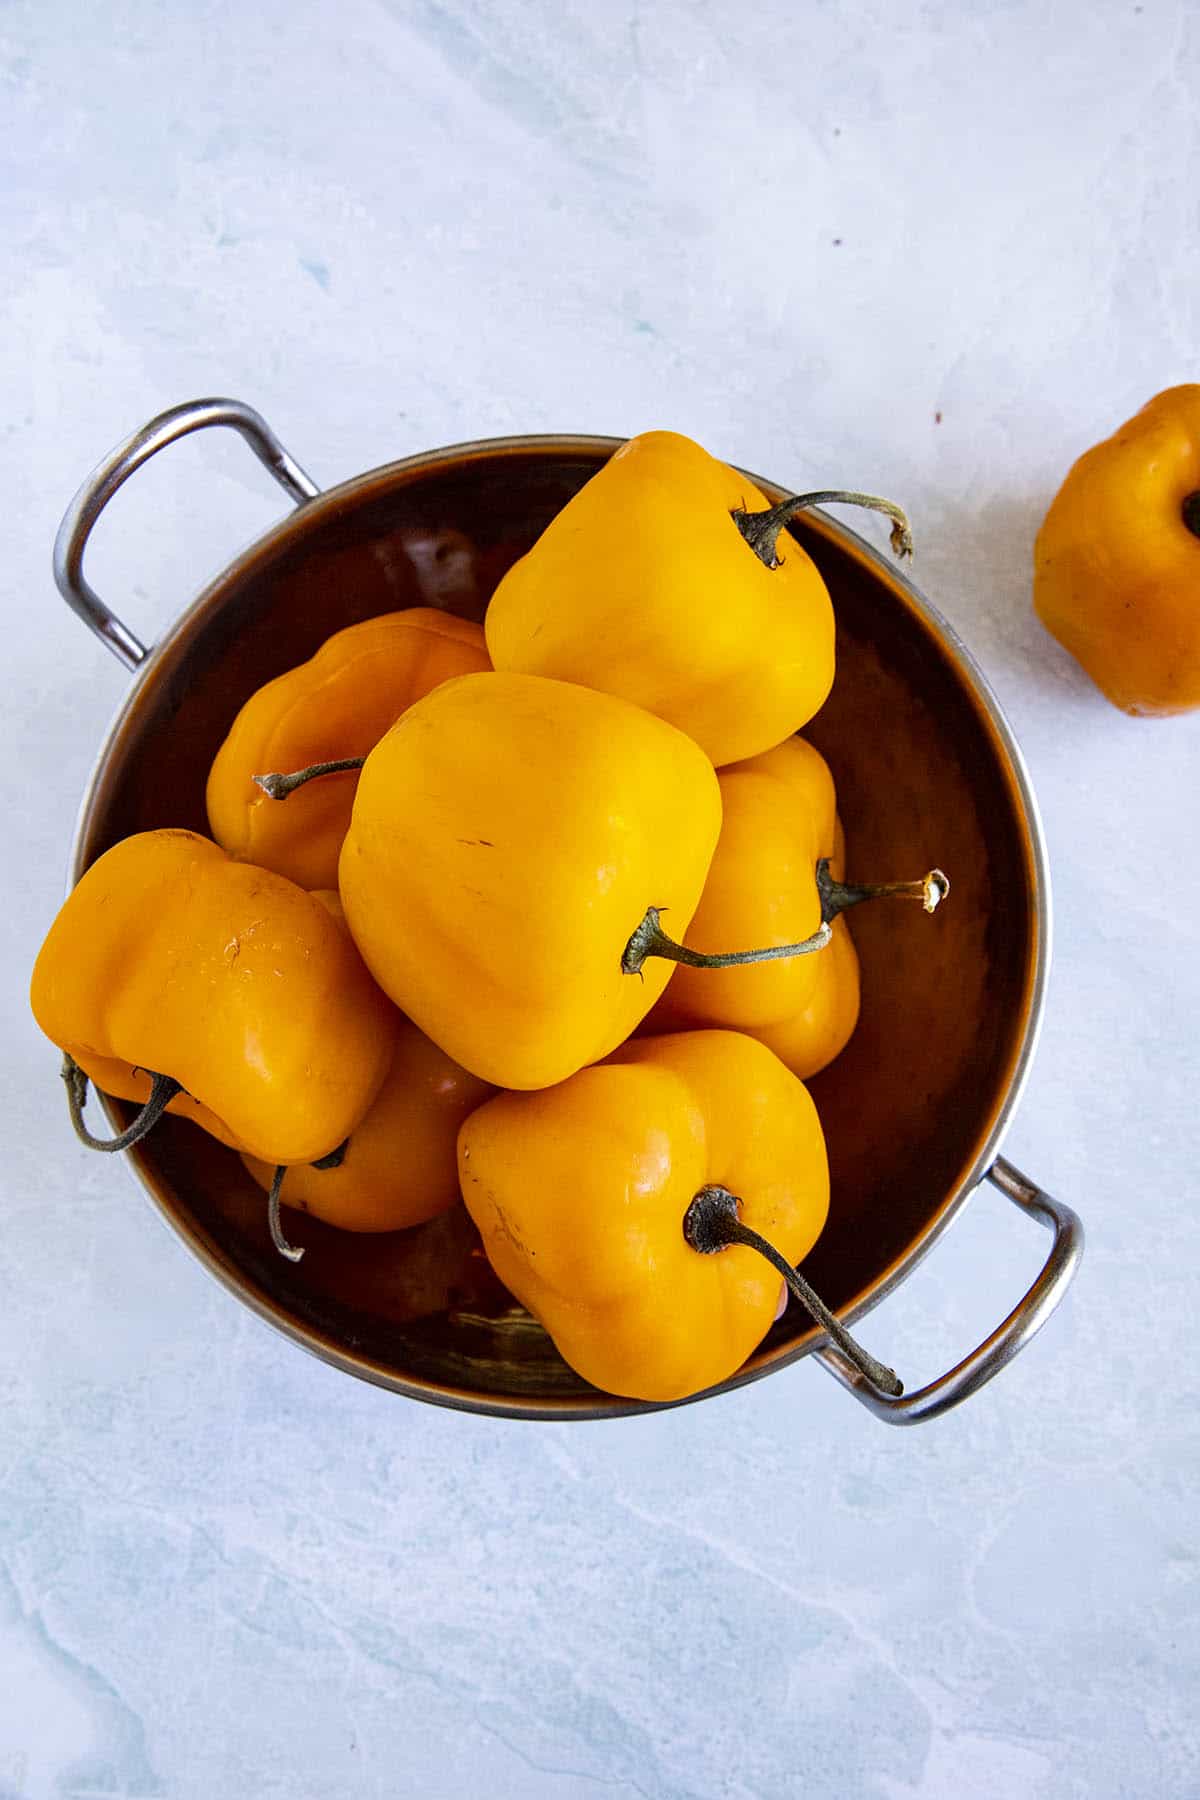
top-left (647, 737), bottom-right (860, 1077)
top-left (29, 830), bottom-right (396, 1169)
top-left (484, 430), bottom-right (911, 766)
top-left (241, 1017), bottom-right (492, 1232)
top-left (336, 671), bottom-right (725, 1089)
top-left (752, 895), bottom-right (861, 1080)
top-left (206, 608), bottom-right (490, 888)
top-left (459, 1029), bottom-right (898, 1403)
top-left (1034, 385), bottom-right (1200, 715)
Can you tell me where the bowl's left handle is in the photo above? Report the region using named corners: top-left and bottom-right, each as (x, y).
top-left (53, 398), bottom-right (321, 671)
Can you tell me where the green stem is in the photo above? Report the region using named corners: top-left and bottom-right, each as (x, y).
top-left (732, 489), bottom-right (914, 569)
top-left (623, 908), bottom-right (831, 977)
top-left (253, 757), bottom-right (365, 801)
top-left (62, 1053), bottom-right (182, 1153)
top-left (817, 859), bottom-right (949, 924)
top-left (684, 1184), bottom-right (902, 1396)
top-left (267, 1164), bottom-right (305, 1262)
top-left (1183, 491), bottom-right (1200, 539)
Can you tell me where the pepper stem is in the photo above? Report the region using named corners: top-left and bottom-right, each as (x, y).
top-left (1183, 491), bottom-right (1200, 539)
top-left (684, 1184), bottom-right (902, 1396)
top-left (623, 860), bottom-right (947, 978)
top-left (61, 1053), bottom-right (182, 1153)
top-left (265, 1139), bottom-right (349, 1262)
top-left (267, 1164), bottom-right (305, 1262)
top-left (253, 757), bottom-right (366, 801)
top-left (622, 908), bottom-right (831, 977)
top-left (311, 1138), bottom-right (349, 1170)
top-left (818, 859), bottom-right (949, 925)
top-left (733, 490), bottom-right (914, 569)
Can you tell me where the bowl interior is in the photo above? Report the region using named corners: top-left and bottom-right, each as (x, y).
top-left (76, 441), bottom-right (1041, 1416)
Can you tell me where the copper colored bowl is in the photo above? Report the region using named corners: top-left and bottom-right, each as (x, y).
top-left (53, 401), bottom-right (1083, 1424)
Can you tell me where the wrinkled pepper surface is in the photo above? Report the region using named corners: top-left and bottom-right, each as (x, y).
top-left (458, 1029), bottom-right (829, 1402)
top-left (30, 830), bottom-right (396, 1164)
top-left (207, 607), bottom-right (490, 888)
top-left (338, 671), bottom-right (722, 1090)
top-left (1034, 385), bottom-right (1200, 716)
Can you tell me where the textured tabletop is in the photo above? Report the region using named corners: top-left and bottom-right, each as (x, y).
top-left (3, 3), bottom-right (1198, 1796)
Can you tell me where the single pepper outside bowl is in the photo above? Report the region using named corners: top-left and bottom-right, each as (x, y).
top-left (53, 398), bottom-right (1083, 1424)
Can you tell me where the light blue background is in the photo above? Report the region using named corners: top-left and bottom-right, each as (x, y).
top-left (3, 3), bottom-right (1198, 1795)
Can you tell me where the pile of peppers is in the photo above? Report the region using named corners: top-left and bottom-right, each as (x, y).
top-left (31, 430), bottom-right (947, 1404)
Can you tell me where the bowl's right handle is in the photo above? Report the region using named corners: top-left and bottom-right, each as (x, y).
top-left (53, 398), bottom-right (321, 671)
top-left (816, 1157), bottom-right (1083, 1424)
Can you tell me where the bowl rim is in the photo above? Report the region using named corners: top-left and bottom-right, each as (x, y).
top-left (69, 431), bottom-right (1052, 1420)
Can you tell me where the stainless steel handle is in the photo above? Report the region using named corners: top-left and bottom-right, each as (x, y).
top-left (53, 397), bottom-right (321, 670)
top-left (816, 1156), bottom-right (1083, 1424)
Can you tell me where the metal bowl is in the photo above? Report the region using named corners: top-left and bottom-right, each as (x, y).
top-left (54, 400), bottom-right (1082, 1424)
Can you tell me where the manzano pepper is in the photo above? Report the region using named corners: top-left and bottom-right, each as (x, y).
top-left (335, 672), bottom-right (725, 1089)
top-left (30, 832), bottom-right (397, 1250)
top-left (458, 1029), bottom-right (900, 1402)
top-left (647, 736), bottom-right (945, 1078)
top-left (1034, 386), bottom-right (1200, 716)
top-left (207, 608), bottom-right (490, 889)
top-left (483, 430), bottom-right (912, 766)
